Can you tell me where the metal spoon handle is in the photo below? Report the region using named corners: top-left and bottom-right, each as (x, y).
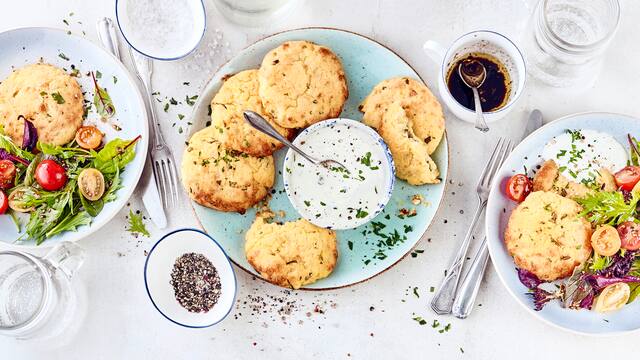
top-left (472, 87), bottom-right (489, 132)
top-left (243, 111), bottom-right (319, 165)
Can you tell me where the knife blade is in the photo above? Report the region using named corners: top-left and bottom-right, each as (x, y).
top-left (450, 109), bottom-right (544, 319)
top-left (96, 17), bottom-right (167, 229)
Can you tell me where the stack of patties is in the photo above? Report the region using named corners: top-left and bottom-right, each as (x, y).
top-left (181, 40), bottom-right (347, 288)
top-left (359, 77), bottom-right (445, 185)
top-left (181, 40), bottom-right (348, 215)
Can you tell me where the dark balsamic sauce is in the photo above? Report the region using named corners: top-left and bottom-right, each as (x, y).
top-left (446, 52), bottom-right (511, 112)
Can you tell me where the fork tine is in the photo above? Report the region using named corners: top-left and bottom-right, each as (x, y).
top-left (155, 160), bottom-right (168, 208)
top-left (166, 159), bottom-right (179, 206)
top-left (160, 160), bottom-right (173, 208)
top-left (486, 138), bottom-right (513, 186)
top-left (478, 137), bottom-right (505, 187)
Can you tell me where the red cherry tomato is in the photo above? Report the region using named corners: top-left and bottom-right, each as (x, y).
top-left (617, 221), bottom-right (640, 250)
top-left (0, 190), bottom-right (8, 214)
top-left (614, 166), bottom-right (640, 191)
top-left (35, 159), bottom-right (67, 191)
top-left (0, 160), bottom-right (16, 190)
top-left (505, 174), bottom-right (532, 203)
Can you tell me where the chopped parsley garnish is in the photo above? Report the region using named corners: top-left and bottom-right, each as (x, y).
top-left (360, 152), bottom-right (372, 166)
top-left (304, 200), bottom-right (311, 207)
top-left (355, 209), bottom-right (368, 218)
top-left (413, 316), bottom-right (427, 325)
top-left (413, 287), bottom-right (419, 298)
top-left (51, 92), bottom-right (65, 104)
top-left (95, 70), bottom-right (102, 79)
top-left (348, 241), bottom-right (353, 250)
top-left (58, 52), bottom-right (69, 61)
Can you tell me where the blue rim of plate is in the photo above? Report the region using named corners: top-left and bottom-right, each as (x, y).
top-left (282, 118), bottom-right (396, 230)
top-left (440, 29), bottom-right (526, 116)
top-left (143, 228), bottom-right (237, 328)
top-left (114, 0), bottom-right (207, 61)
top-left (187, 26), bottom-right (450, 290)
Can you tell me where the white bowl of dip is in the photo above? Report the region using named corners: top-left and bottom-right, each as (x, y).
top-left (283, 118), bottom-right (395, 230)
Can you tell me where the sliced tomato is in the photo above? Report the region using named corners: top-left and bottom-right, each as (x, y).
top-left (35, 159), bottom-right (67, 191)
top-left (0, 160), bottom-right (16, 190)
top-left (0, 190), bottom-right (8, 214)
top-left (505, 174), bottom-right (532, 202)
top-left (614, 166), bottom-right (640, 191)
top-left (591, 225), bottom-right (621, 256)
top-left (617, 221), bottom-right (640, 250)
top-left (75, 126), bottom-right (104, 150)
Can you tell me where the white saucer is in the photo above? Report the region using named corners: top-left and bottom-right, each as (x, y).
top-left (144, 228), bottom-right (236, 328)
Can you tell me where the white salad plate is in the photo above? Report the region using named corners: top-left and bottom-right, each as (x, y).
top-left (144, 228), bottom-right (237, 328)
top-left (0, 27), bottom-right (149, 248)
top-left (486, 112), bottom-right (640, 336)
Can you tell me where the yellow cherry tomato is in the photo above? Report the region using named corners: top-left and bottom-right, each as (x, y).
top-left (594, 283), bottom-right (630, 313)
top-left (591, 225), bottom-right (622, 256)
top-left (78, 168), bottom-right (105, 201)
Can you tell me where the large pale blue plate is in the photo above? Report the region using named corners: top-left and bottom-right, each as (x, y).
top-left (0, 28), bottom-right (148, 249)
top-left (188, 28), bottom-right (449, 289)
top-left (486, 112), bottom-right (640, 335)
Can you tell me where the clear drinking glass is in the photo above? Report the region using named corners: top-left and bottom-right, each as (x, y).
top-left (212, 0), bottom-right (299, 27)
top-left (0, 242), bottom-right (84, 341)
top-left (523, 0), bottom-right (620, 87)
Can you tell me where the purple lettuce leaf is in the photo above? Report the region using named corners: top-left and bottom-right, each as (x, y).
top-left (21, 118), bottom-right (37, 152)
top-left (518, 268), bottom-right (543, 289)
top-left (528, 287), bottom-right (563, 311)
top-left (583, 274), bottom-right (640, 291)
top-left (0, 148), bottom-right (29, 166)
top-left (598, 250), bottom-right (637, 278)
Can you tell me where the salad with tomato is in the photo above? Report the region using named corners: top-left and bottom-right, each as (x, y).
top-left (0, 120), bottom-right (139, 245)
top-left (505, 132), bottom-right (640, 313)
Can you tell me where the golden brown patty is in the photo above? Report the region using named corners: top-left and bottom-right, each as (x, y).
top-left (181, 127), bottom-right (275, 213)
top-left (211, 69), bottom-right (293, 157)
top-left (533, 159), bottom-right (617, 199)
top-left (360, 76), bottom-right (444, 154)
top-left (379, 103), bottom-right (440, 185)
top-left (0, 63), bottom-right (83, 145)
top-left (245, 215), bottom-right (338, 289)
top-left (258, 41), bottom-right (348, 129)
top-left (505, 191), bottom-right (593, 281)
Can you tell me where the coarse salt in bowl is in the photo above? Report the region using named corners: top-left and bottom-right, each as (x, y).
top-left (283, 118), bottom-right (395, 230)
top-left (115, 0), bottom-right (206, 60)
top-left (144, 228), bottom-right (236, 328)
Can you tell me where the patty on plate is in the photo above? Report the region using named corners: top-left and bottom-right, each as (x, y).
top-left (505, 190), bottom-right (593, 281)
top-left (360, 76), bottom-right (444, 155)
top-left (0, 63), bottom-right (83, 145)
top-left (258, 41), bottom-right (348, 129)
top-left (245, 215), bottom-right (338, 289)
top-left (532, 159), bottom-right (617, 199)
top-left (378, 103), bottom-right (440, 185)
top-left (210, 69), bottom-right (293, 157)
top-left (181, 126), bottom-right (275, 213)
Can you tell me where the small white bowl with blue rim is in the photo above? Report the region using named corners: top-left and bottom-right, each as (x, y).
top-left (144, 228), bottom-right (236, 328)
top-left (115, 0), bottom-right (206, 60)
top-left (283, 118), bottom-right (396, 230)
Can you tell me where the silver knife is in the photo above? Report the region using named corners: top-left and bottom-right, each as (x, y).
top-left (96, 18), bottom-right (168, 229)
top-left (450, 109), bottom-right (543, 319)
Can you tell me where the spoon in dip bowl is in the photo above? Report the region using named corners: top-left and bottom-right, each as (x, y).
top-left (458, 59), bottom-right (489, 132)
top-left (243, 111), bottom-right (349, 173)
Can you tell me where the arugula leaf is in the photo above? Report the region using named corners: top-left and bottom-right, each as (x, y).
top-left (127, 209), bottom-right (149, 237)
top-left (78, 187), bottom-right (104, 217)
top-left (576, 191), bottom-right (639, 226)
top-left (37, 142), bottom-right (90, 159)
top-left (45, 210), bottom-right (92, 239)
top-left (23, 153), bottom-right (42, 186)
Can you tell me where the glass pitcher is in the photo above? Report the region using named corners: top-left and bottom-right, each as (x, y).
top-left (0, 242), bottom-right (85, 341)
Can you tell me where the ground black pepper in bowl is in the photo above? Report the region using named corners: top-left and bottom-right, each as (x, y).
top-left (170, 253), bottom-right (222, 313)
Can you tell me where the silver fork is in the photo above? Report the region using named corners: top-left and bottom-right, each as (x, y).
top-left (430, 137), bottom-right (514, 315)
top-left (129, 49), bottom-right (180, 208)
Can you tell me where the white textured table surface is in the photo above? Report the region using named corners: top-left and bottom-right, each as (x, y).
top-left (2, 0), bottom-right (640, 358)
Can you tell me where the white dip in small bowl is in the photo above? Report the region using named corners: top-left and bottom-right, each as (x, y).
top-left (283, 118), bottom-right (395, 230)
top-left (116, 0), bottom-right (206, 60)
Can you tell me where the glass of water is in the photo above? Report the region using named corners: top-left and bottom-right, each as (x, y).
top-left (523, 0), bottom-right (620, 87)
top-left (0, 242), bottom-right (84, 341)
top-left (212, 0), bottom-right (299, 27)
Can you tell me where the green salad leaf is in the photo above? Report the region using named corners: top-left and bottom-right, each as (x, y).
top-left (0, 126), bottom-right (34, 161)
top-left (92, 138), bottom-right (138, 174)
top-left (45, 211), bottom-right (92, 239)
top-left (127, 209), bottom-right (149, 237)
top-left (576, 190), bottom-right (639, 226)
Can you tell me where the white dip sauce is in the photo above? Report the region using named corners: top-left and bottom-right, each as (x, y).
top-left (284, 120), bottom-right (394, 230)
top-left (542, 129), bottom-right (628, 183)
top-left (119, 0), bottom-right (204, 59)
